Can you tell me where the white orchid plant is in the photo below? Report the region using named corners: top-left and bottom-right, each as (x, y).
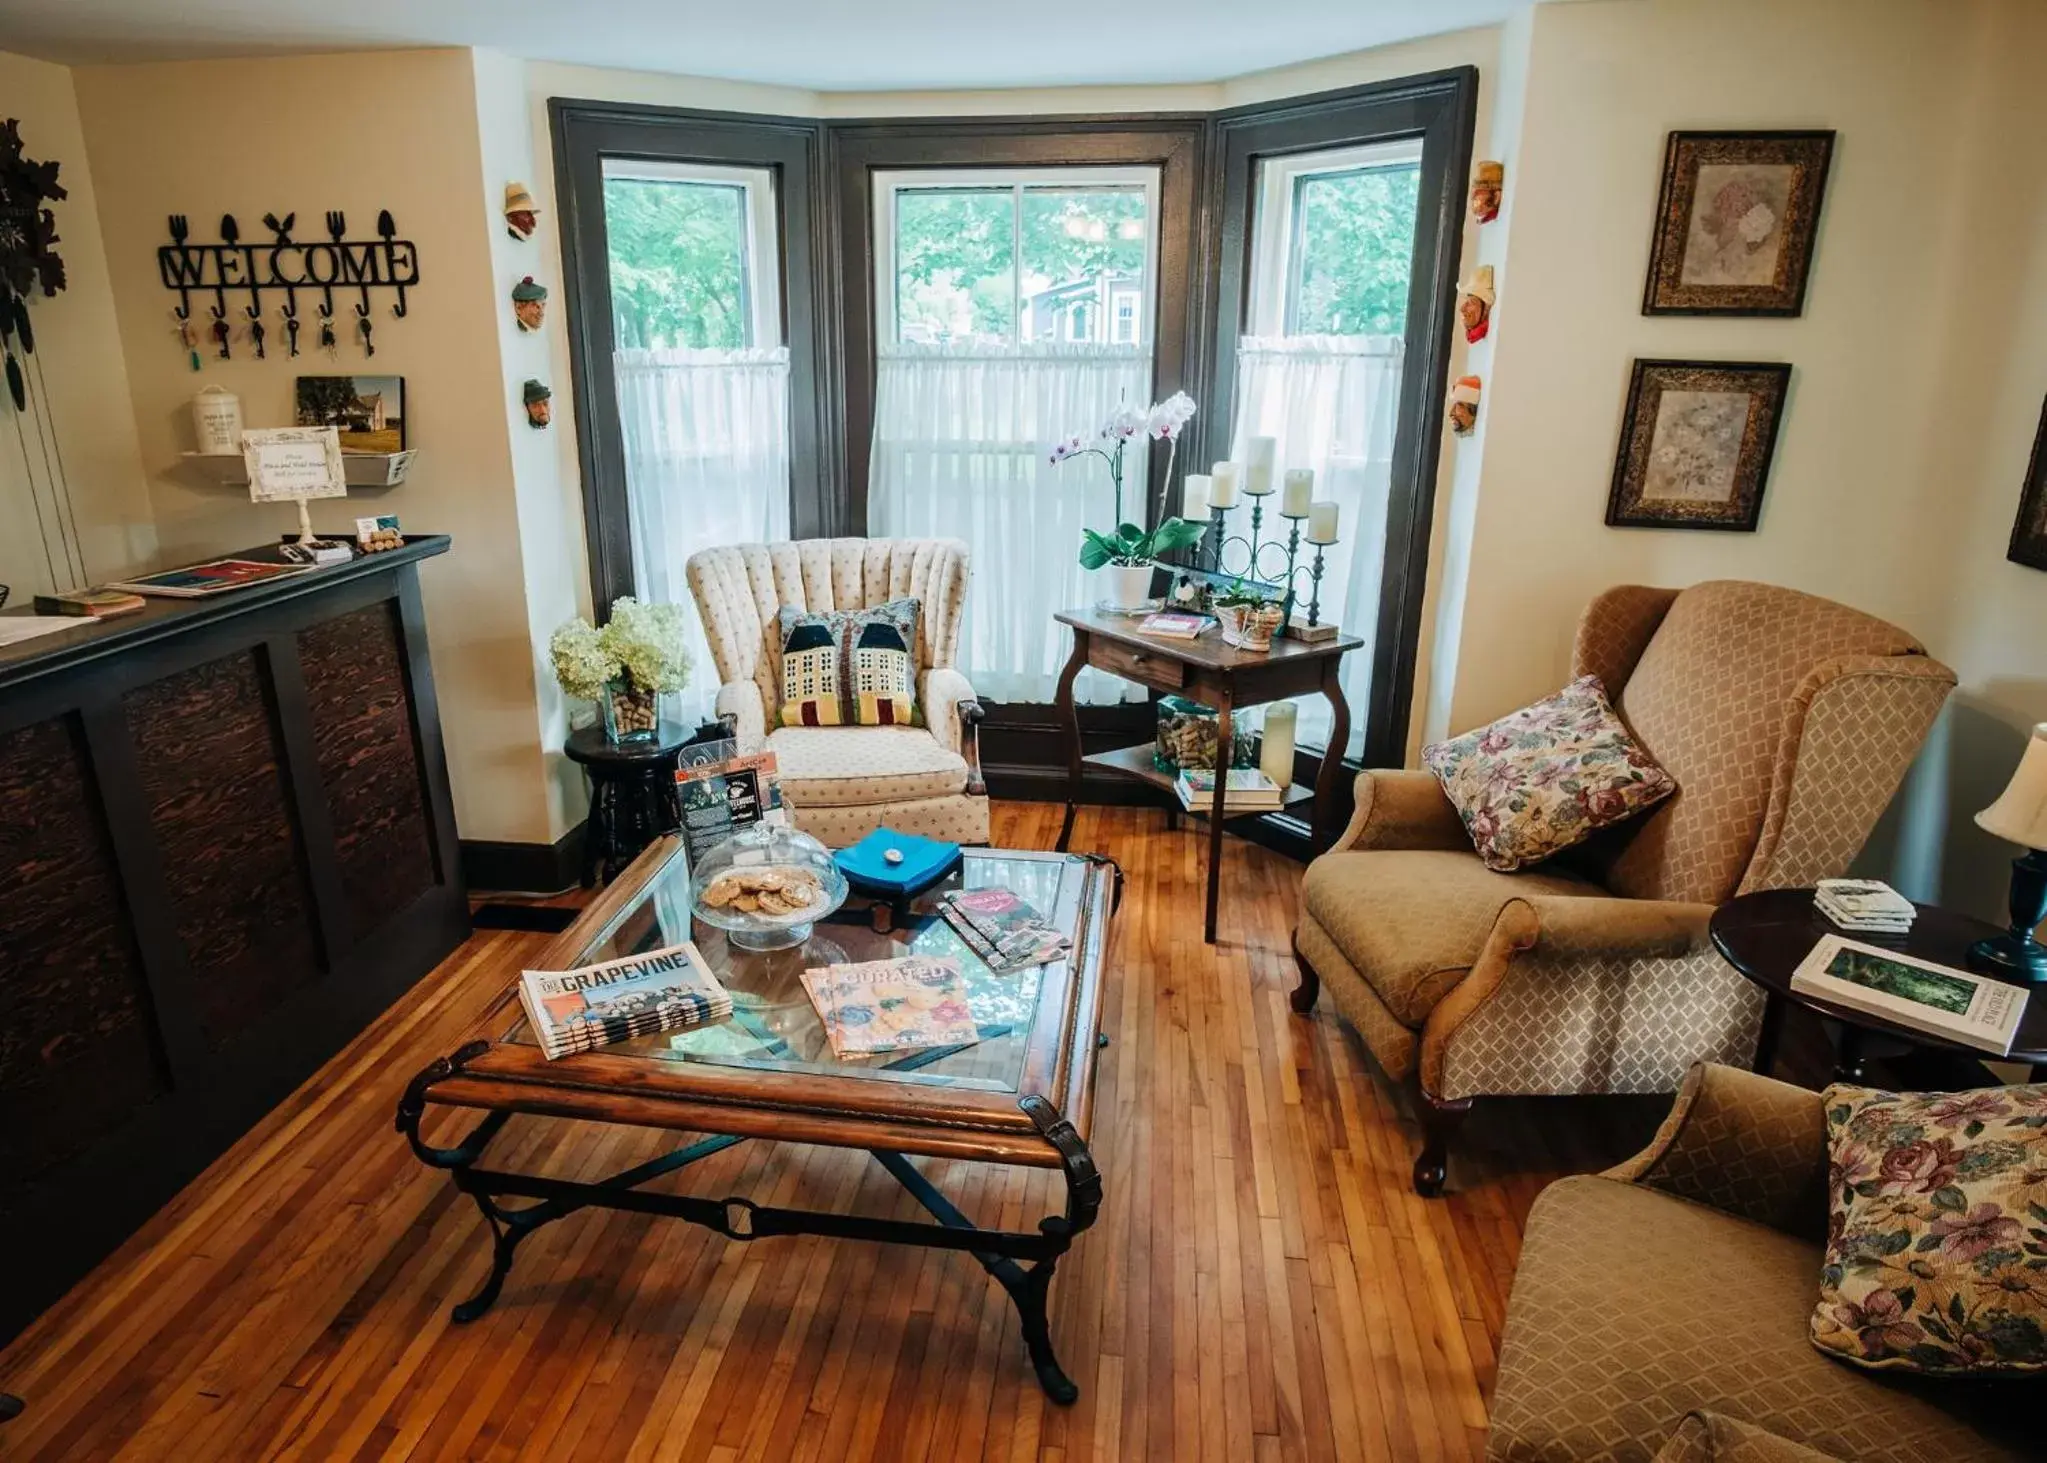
top-left (1049, 391), bottom-right (1208, 570)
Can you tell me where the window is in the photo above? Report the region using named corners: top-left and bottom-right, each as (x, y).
top-left (869, 167), bottom-right (1163, 703)
top-left (602, 160), bottom-right (779, 349)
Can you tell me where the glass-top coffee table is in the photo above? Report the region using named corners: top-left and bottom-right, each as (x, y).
top-left (397, 836), bottom-right (1116, 1402)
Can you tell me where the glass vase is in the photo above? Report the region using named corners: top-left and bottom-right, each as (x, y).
top-left (601, 679), bottom-right (660, 745)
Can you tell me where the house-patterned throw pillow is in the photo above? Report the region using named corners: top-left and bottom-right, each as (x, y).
top-left (1421, 674), bottom-right (1676, 872)
top-left (1813, 1082), bottom-right (2047, 1376)
top-left (777, 598), bottom-right (921, 728)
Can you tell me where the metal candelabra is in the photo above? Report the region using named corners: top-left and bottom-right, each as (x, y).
top-left (1201, 497), bottom-right (1339, 633)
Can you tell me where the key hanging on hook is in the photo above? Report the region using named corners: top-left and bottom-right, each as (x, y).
top-left (356, 302), bottom-right (375, 357)
top-left (246, 306), bottom-right (266, 360)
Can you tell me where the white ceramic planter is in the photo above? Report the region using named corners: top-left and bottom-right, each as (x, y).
top-left (1105, 563), bottom-right (1155, 610)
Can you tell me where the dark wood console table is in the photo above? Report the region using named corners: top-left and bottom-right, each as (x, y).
top-left (1050, 608), bottom-right (1362, 943)
top-left (0, 536), bottom-right (468, 1343)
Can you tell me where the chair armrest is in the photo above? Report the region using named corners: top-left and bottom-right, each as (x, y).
top-left (1332, 768), bottom-right (1469, 852)
top-left (1604, 1062), bottom-right (1829, 1241)
top-left (919, 666), bottom-right (986, 794)
top-left (715, 681), bottom-right (767, 754)
top-left (1520, 894), bottom-right (1716, 959)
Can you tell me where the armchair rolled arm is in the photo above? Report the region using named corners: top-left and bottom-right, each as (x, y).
top-left (920, 666), bottom-right (986, 795)
top-left (1605, 1062), bottom-right (1830, 1241)
top-left (1333, 768), bottom-right (1468, 852)
top-left (1519, 894), bottom-right (1716, 959)
top-left (714, 680), bottom-right (767, 754)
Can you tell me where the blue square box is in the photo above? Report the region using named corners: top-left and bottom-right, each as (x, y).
top-left (833, 826), bottom-right (962, 899)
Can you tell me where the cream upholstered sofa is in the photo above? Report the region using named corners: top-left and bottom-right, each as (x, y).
top-left (685, 538), bottom-right (990, 847)
top-left (1488, 1063), bottom-right (2031, 1462)
top-left (1291, 581), bottom-right (1956, 1193)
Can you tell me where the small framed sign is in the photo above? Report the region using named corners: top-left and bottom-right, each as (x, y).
top-left (242, 425), bottom-right (346, 504)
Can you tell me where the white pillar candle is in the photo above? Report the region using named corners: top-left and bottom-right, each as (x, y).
top-left (1208, 461), bottom-right (1241, 508)
top-left (1306, 500), bottom-right (1340, 544)
top-left (1244, 436), bottom-right (1277, 496)
top-left (1182, 473), bottom-right (1211, 520)
top-left (1260, 702), bottom-right (1298, 790)
top-left (1281, 468), bottom-right (1314, 518)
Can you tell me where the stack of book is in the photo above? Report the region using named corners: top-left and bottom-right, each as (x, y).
top-left (518, 942), bottom-right (732, 1059)
top-left (941, 887), bottom-right (1070, 972)
top-left (1814, 879), bottom-right (1916, 935)
top-left (1175, 765), bottom-right (1286, 814)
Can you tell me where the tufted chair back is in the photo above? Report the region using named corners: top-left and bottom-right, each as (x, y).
top-left (685, 538), bottom-right (970, 723)
top-left (1570, 580), bottom-right (1955, 907)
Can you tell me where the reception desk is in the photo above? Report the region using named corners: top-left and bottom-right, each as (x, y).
top-left (0, 536), bottom-right (468, 1341)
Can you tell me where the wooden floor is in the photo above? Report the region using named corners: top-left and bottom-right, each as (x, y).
top-left (0, 803), bottom-right (1670, 1463)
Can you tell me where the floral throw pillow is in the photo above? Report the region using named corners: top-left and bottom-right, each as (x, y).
top-left (1814, 1082), bottom-right (2047, 1375)
top-left (1420, 674), bottom-right (1676, 872)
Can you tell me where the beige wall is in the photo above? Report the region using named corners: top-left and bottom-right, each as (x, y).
top-left (0, 47), bottom-right (151, 599)
top-left (73, 49), bottom-right (566, 847)
top-left (1445, 0), bottom-right (2047, 916)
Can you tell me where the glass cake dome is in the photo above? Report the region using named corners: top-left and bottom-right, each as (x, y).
top-left (689, 821), bottom-right (848, 950)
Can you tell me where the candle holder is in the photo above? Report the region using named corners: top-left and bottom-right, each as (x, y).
top-left (1193, 495), bottom-right (1342, 640)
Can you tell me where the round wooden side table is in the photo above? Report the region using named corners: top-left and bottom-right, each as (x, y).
top-left (565, 723), bottom-right (688, 888)
top-left (1710, 888), bottom-right (2047, 1082)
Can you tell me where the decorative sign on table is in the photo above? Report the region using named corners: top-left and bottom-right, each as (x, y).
top-left (242, 425), bottom-right (352, 563)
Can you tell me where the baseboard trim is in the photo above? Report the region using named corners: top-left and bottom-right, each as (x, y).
top-left (462, 823), bottom-right (587, 895)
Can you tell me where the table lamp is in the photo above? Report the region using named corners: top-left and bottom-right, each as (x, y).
top-left (1971, 722), bottom-right (2047, 980)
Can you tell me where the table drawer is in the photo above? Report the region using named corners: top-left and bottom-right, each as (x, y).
top-left (1093, 638), bottom-right (1187, 691)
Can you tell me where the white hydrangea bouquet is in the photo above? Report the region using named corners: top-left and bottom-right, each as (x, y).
top-left (549, 597), bottom-right (693, 743)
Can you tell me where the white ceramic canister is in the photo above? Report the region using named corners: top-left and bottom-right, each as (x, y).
top-left (191, 384), bottom-right (243, 454)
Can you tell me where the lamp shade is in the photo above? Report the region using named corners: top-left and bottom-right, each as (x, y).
top-left (1977, 724), bottom-right (2047, 850)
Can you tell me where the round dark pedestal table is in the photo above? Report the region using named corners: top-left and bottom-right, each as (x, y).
top-left (565, 723), bottom-right (689, 887)
top-left (1710, 888), bottom-right (2047, 1083)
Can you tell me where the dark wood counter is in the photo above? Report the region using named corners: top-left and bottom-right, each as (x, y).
top-left (0, 536), bottom-right (468, 1342)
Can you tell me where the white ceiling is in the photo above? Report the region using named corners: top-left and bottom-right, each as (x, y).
top-left (0, 0), bottom-right (1516, 90)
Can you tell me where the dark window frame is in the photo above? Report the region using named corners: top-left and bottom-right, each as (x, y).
top-left (1202, 70), bottom-right (1477, 771)
top-left (550, 99), bottom-right (839, 610)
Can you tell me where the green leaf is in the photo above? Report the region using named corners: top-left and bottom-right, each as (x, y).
top-left (1116, 522), bottom-right (1146, 545)
top-left (1951, 1294), bottom-right (1968, 1325)
top-left (1077, 530), bottom-right (1119, 570)
top-left (1150, 516), bottom-right (1208, 555)
top-left (1932, 1185), bottom-right (1970, 1213)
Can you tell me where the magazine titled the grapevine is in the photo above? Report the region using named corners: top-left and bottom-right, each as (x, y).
top-left (1790, 935), bottom-right (2027, 1054)
top-left (519, 942), bottom-right (733, 1059)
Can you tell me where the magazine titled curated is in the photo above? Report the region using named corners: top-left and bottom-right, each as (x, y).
top-left (1790, 935), bottom-right (2027, 1055)
top-left (519, 942), bottom-right (732, 1060)
top-left (799, 954), bottom-right (978, 1059)
top-left (674, 732), bottom-right (787, 866)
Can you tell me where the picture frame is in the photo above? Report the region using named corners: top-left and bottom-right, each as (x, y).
top-left (2009, 397), bottom-right (2047, 572)
top-left (1642, 130), bottom-right (1834, 316)
top-left (294, 374), bottom-right (406, 453)
top-left (1605, 359), bottom-right (1792, 532)
top-left (240, 425), bottom-right (347, 504)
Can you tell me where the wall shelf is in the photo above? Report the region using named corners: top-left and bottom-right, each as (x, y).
top-left (176, 448), bottom-right (417, 491)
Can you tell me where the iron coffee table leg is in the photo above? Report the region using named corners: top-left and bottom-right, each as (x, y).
top-left (0, 1394), bottom-right (22, 1423)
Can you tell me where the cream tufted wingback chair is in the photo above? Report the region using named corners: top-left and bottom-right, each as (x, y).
top-left (1291, 582), bottom-right (1957, 1195)
top-left (685, 538), bottom-right (990, 848)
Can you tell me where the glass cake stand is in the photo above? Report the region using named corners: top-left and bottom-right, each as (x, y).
top-left (689, 822), bottom-right (848, 950)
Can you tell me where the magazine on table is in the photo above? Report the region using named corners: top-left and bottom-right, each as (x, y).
top-left (940, 887), bottom-right (1070, 972)
top-left (106, 557), bottom-right (310, 598)
top-left (675, 731), bottom-right (786, 867)
top-left (799, 954), bottom-right (978, 1059)
top-left (1790, 935), bottom-right (2027, 1055)
top-left (1137, 612), bottom-right (1211, 640)
top-left (519, 942), bottom-right (732, 1060)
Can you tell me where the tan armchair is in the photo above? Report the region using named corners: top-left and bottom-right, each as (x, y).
top-left (1291, 581), bottom-right (1956, 1193)
top-left (684, 538), bottom-right (990, 847)
top-left (1488, 1064), bottom-right (2030, 1461)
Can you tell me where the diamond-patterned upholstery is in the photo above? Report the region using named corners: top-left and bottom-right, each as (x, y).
top-left (1292, 582), bottom-right (1956, 1125)
top-left (1653, 1413), bottom-right (1849, 1463)
top-left (1487, 1067), bottom-right (2033, 1463)
top-left (685, 539), bottom-right (989, 847)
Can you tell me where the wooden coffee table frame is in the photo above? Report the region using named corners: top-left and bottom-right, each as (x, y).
top-left (396, 837), bottom-right (1116, 1403)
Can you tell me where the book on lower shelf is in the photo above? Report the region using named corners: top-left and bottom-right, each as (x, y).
top-left (1790, 934), bottom-right (2026, 1055)
top-left (800, 955), bottom-right (978, 1058)
top-left (519, 942), bottom-right (732, 1059)
top-left (1174, 765), bottom-right (1286, 813)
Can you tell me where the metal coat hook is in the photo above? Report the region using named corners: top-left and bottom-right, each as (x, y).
top-left (379, 211), bottom-right (408, 316)
top-left (356, 301), bottom-right (375, 357)
top-left (209, 303), bottom-right (231, 360)
top-left (245, 304), bottom-right (266, 359)
top-left (167, 215), bottom-right (192, 318)
top-left (157, 206), bottom-right (420, 349)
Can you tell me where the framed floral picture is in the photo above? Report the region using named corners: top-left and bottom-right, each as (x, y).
top-left (1606, 359), bottom-right (1792, 532)
top-left (1642, 130), bottom-right (1834, 316)
top-left (2010, 397), bottom-right (2047, 571)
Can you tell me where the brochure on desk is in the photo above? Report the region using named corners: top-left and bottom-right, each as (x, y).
top-left (1790, 935), bottom-right (2026, 1055)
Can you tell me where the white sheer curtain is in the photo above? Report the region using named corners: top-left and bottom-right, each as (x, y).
top-left (616, 345), bottom-right (792, 725)
top-left (869, 342), bottom-right (1151, 704)
top-left (1230, 334), bottom-right (1404, 757)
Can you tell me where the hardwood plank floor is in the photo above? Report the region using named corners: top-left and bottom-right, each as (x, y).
top-left (0, 803), bottom-right (1670, 1462)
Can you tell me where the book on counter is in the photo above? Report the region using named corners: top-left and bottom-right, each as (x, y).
top-left (800, 954), bottom-right (978, 1058)
top-left (1174, 765), bottom-right (1286, 813)
top-left (1790, 934), bottom-right (2025, 1055)
top-left (1814, 878), bottom-right (1916, 934)
top-left (941, 887), bottom-right (1070, 972)
top-left (33, 587), bottom-right (146, 619)
top-left (519, 942), bottom-right (732, 1060)
top-left (1137, 612), bottom-right (1211, 640)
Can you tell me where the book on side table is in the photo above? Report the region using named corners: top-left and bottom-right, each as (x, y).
top-left (1174, 766), bottom-right (1286, 813)
top-left (1791, 934), bottom-right (2026, 1054)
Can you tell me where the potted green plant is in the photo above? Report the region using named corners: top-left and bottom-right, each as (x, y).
top-left (1212, 578), bottom-right (1285, 653)
top-left (549, 597), bottom-right (693, 744)
top-left (1050, 391), bottom-right (1207, 610)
